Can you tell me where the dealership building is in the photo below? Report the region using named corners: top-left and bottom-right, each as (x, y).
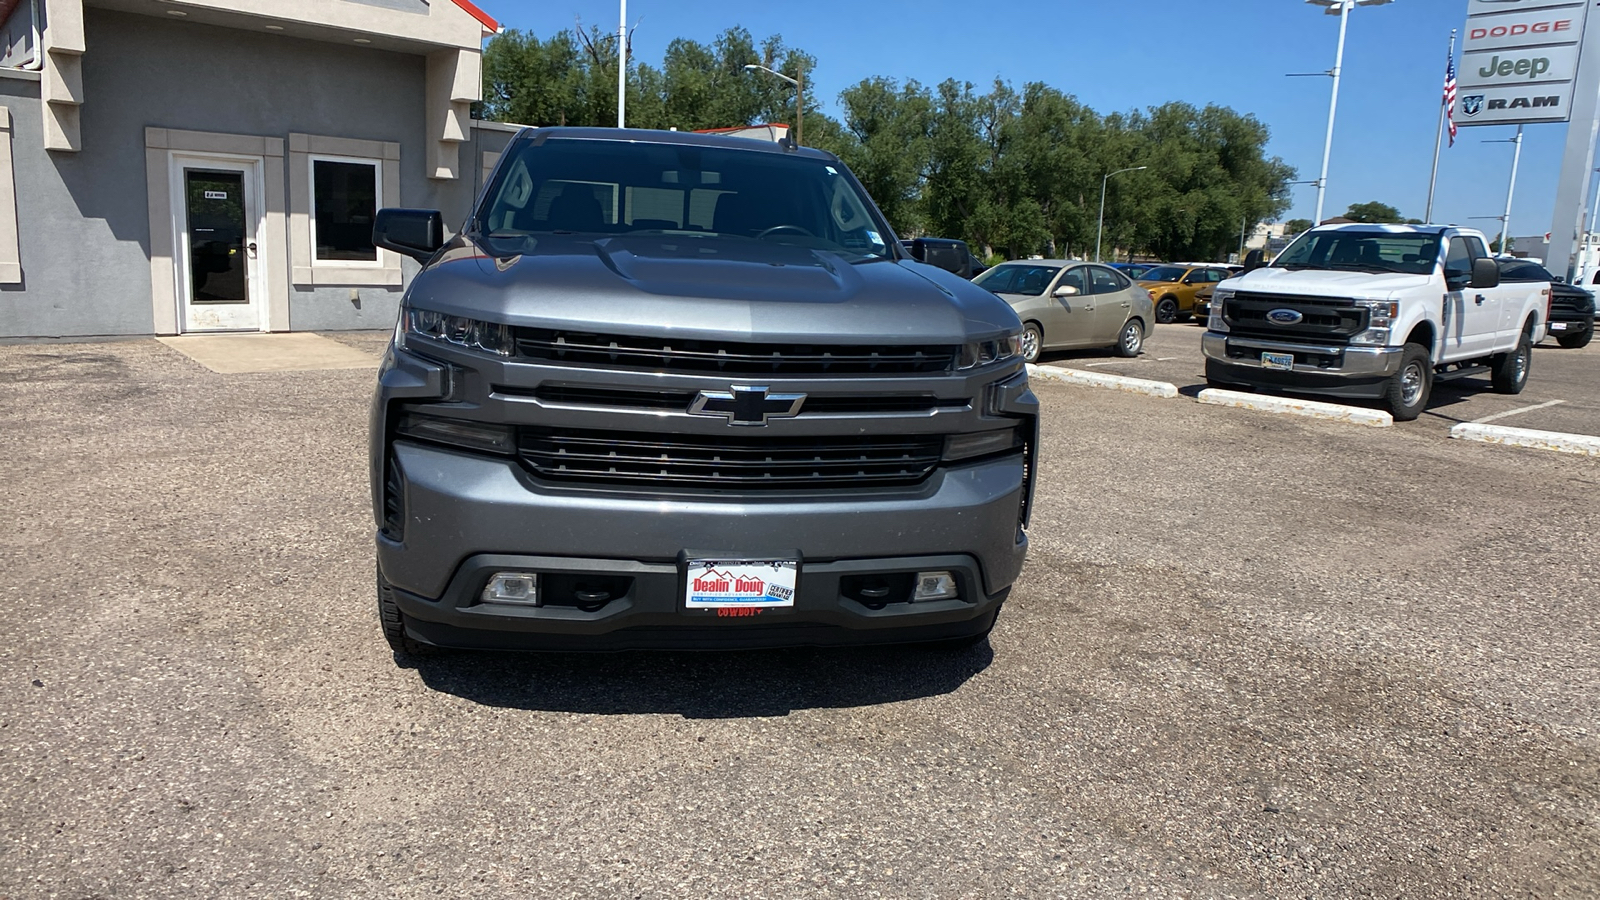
top-left (0, 0), bottom-right (515, 339)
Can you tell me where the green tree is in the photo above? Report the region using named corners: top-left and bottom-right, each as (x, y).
top-left (1283, 218), bottom-right (1313, 235)
top-left (1343, 201), bottom-right (1403, 223)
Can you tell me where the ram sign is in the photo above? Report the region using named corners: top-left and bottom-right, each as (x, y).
top-left (1458, 0), bottom-right (1589, 125)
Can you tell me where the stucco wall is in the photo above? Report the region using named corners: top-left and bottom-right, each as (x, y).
top-left (1, 7), bottom-right (503, 338)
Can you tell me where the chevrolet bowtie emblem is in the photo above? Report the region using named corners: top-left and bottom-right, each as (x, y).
top-left (688, 385), bottom-right (806, 426)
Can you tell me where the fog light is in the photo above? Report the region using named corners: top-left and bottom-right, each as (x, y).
top-left (912, 571), bottom-right (958, 602)
top-left (483, 572), bottom-right (539, 605)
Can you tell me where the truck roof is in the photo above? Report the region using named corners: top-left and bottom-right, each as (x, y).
top-left (519, 126), bottom-right (838, 161)
top-left (1311, 222), bottom-right (1460, 236)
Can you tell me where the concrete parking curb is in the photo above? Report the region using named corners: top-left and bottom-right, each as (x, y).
top-left (1027, 364), bottom-right (1179, 399)
top-left (1196, 388), bottom-right (1394, 427)
top-left (1449, 422), bottom-right (1600, 457)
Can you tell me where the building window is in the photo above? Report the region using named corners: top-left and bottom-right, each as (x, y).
top-left (311, 157), bottom-right (379, 264)
top-left (289, 133), bottom-right (400, 287)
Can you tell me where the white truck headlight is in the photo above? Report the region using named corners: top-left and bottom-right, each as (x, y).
top-left (1350, 299), bottom-right (1398, 345)
top-left (1208, 289), bottom-right (1233, 332)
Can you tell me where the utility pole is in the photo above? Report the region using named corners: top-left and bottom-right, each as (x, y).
top-left (1314, 0), bottom-right (1351, 226)
top-left (616, 0), bottom-right (626, 129)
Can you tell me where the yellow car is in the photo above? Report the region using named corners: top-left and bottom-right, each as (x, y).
top-left (1136, 264), bottom-right (1233, 323)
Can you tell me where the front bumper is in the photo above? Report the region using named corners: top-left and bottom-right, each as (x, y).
top-left (378, 441), bottom-right (1027, 649)
top-left (1202, 331), bottom-right (1402, 399)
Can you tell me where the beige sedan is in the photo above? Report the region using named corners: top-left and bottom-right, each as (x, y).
top-left (973, 260), bottom-right (1155, 362)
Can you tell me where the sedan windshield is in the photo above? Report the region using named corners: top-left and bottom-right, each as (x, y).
top-left (1138, 265), bottom-right (1189, 283)
top-left (973, 264), bottom-right (1062, 296)
top-left (476, 138), bottom-right (892, 261)
top-left (1273, 230), bottom-right (1440, 275)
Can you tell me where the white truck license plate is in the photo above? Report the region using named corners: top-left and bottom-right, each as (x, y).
top-left (1261, 352), bottom-right (1294, 371)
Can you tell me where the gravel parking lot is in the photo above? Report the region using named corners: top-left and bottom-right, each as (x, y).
top-left (1044, 321), bottom-right (1600, 437)
top-left (3, 337), bottom-right (1598, 898)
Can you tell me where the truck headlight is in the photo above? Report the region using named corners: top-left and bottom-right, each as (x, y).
top-left (402, 307), bottom-right (516, 357)
top-left (958, 331), bottom-right (1023, 369)
top-left (1208, 289), bottom-right (1233, 332)
top-left (1349, 300), bottom-right (1398, 345)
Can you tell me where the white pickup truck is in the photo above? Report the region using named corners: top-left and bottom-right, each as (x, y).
top-left (1202, 224), bottom-right (1549, 420)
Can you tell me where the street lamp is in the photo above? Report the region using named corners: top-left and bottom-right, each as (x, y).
top-left (743, 63), bottom-right (804, 146)
top-left (1095, 166), bottom-right (1146, 263)
top-left (1299, 0), bottom-right (1394, 225)
top-left (1482, 127), bottom-right (1524, 253)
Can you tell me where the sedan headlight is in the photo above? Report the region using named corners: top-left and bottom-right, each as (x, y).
top-left (402, 307), bottom-right (516, 357)
top-left (1207, 289), bottom-right (1233, 332)
top-left (958, 331), bottom-right (1023, 369)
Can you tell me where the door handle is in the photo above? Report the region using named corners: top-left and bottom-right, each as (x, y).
top-left (1474, 294), bottom-right (1486, 305)
top-left (247, 242), bottom-right (258, 259)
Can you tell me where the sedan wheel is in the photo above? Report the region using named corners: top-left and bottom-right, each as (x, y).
top-left (1156, 297), bottom-right (1179, 324)
top-left (1020, 323), bottom-right (1042, 363)
top-left (1113, 320), bottom-right (1143, 358)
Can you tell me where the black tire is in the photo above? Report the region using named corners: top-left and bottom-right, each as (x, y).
top-left (1113, 319), bottom-right (1143, 358)
top-left (1155, 297), bottom-right (1179, 324)
top-left (1020, 321), bottom-right (1044, 363)
top-left (1491, 330), bottom-right (1532, 394)
top-left (377, 565), bottom-right (436, 658)
top-left (1383, 343), bottom-right (1433, 421)
top-left (1556, 328), bottom-right (1593, 349)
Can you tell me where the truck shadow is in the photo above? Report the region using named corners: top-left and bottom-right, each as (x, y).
top-left (403, 642), bottom-right (993, 718)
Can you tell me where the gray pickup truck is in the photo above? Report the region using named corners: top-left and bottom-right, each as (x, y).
top-left (367, 128), bottom-right (1037, 655)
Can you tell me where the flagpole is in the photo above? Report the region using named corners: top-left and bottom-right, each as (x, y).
top-left (1425, 29), bottom-right (1456, 225)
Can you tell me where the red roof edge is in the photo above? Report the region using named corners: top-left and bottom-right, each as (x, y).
top-left (451, 0), bottom-right (501, 35)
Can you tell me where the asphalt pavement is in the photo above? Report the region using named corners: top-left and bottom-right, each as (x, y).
top-left (2, 337), bottom-right (1597, 898)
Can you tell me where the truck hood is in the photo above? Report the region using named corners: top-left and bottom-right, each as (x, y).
top-left (405, 233), bottom-right (1021, 343)
top-left (1228, 266), bottom-right (1434, 298)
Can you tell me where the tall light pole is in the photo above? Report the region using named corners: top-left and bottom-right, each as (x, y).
top-left (743, 64), bottom-right (804, 146)
top-left (1301, 0), bottom-right (1393, 225)
top-left (1095, 166), bottom-right (1146, 263)
top-left (1480, 126), bottom-right (1523, 253)
top-left (616, 0), bottom-right (626, 128)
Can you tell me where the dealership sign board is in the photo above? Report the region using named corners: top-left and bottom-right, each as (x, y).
top-left (1458, 0), bottom-right (1589, 125)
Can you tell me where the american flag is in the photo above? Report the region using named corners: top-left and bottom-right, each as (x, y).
top-left (1443, 49), bottom-right (1458, 147)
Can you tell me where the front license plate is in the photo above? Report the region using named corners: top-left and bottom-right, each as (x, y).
top-left (685, 559), bottom-right (798, 609)
top-left (1261, 351), bottom-right (1295, 371)
top-left (1551, 322), bottom-right (1568, 331)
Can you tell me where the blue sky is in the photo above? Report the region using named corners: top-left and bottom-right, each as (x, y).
top-left (492, 0), bottom-right (1584, 240)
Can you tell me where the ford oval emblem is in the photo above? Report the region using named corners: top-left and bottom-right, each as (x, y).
top-left (1266, 308), bottom-right (1304, 326)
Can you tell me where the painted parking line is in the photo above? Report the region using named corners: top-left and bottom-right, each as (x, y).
top-left (1469, 399), bottom-right (1566, 425)
top-left (1080, 360), bottom-right (1149, 367)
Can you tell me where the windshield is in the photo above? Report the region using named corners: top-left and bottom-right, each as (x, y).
top-left (475, 138), bottom-right (892, 261)
top-left (1138, 265), bottom-right (1189, 283)
top-left (973, 263), bottom-right (1062, 296)
top-left (1273, 230), bottom-right (1440, 275)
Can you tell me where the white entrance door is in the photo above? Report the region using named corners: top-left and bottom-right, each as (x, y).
top-left (172, 155), bottom-right (265, 332)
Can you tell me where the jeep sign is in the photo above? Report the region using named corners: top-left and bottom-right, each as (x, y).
top-left (1459, 44), bottom-right (1580, 89)
top-left (1458, 2), bottom-right (1589, 125)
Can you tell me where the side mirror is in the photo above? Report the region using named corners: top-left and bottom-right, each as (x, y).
top-left (1242, 248), bottom-right (1265, 273)
top-left (1053, 285), bottom-right (1079, 297)
top-left (1470, 257), bottom-right (1500, 289)
top-left (373, 208), bottom-right (445, 263)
